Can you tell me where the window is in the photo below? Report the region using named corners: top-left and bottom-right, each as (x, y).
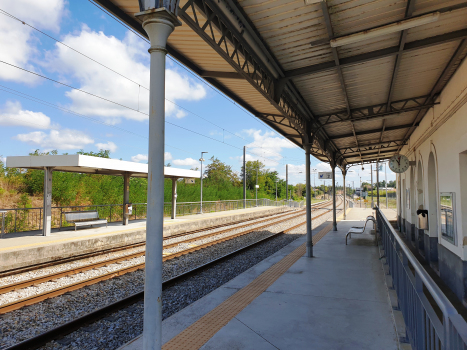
top-left (440, 192), bottom-right (456, 243)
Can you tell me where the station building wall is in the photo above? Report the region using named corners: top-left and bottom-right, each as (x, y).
top-left (397, 56), bottom-right (467, 304)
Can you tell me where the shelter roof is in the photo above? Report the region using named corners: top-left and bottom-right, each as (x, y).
top-left (6, 155), bottom-right (200, 179)
top-left (93, 0), bottom-right (467, 169)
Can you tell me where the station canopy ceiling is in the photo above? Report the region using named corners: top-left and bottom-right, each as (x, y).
top-left (94, 0), bottom-right (467, 169)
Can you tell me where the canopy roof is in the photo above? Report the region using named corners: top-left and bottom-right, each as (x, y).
top-left (93, 0), bottom-right (467, 169)
top-left (6, 155), bottom-right (200, 179)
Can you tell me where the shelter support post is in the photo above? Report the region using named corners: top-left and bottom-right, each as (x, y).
top-left (123, 172), bottom-right (130, 225)
top-left (171, 178), bottom-right (178, 220)
top-left (305, 145), bottom-right (313, 257)
top-left (377, 161), bottom-right (380, 208)
top-left (331, 161), bottom-right (337, 231)
top-left (42, 167), bottom-right (53, 236)
top-left (342, 170), bottom-right (346, 220)
top-left (286, 164), bottom-right (288, 201)
top-left (243, 146), bottom-right (246, 209)
top-left (136, 8), bottom-right (181, 350)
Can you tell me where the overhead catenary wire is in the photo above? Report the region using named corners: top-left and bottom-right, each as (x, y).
top-left (84, 0), bottom-right (299, 149)
top-left (0, 6), bottom-right (304, 166)
top-left (0, 85), bottom-right (196, 157)
top-left (0, 8), bottom-right (244, 141)
top-left (0, 60), bottom-right (292, 165)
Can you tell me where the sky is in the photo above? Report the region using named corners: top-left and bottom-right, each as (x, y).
top-left (0, 0), bottom-right (395, 186)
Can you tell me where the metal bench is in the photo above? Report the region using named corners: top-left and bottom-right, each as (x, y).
top-left (62, 211), bottom-right (108, 231)
top-left (346, 215), bottom-right (377, 245)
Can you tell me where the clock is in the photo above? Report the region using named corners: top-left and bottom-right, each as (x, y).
top-left (389, 154), bottom-right (410, 173)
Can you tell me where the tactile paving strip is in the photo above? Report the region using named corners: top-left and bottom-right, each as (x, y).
top-left (162, 212), bottom-right (346, 350)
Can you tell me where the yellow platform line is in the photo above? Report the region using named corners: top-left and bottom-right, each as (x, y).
top-left (162, 209), bottom-right (351, 350)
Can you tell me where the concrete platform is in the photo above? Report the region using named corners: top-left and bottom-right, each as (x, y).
top-left (120, 208), bottom-right (399, 350)
top-left (0, 206), bottom-right (290, 272)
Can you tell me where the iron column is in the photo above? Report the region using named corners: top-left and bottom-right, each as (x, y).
top-left (376, 161), bottom-right (380, 208)
top-left (286, 164), bottom-right (288, 201)
top-left (371, 164), bottom-right (374, 208)
top-left (332, 163), bottom-right (337, 231)
top-left (305, 145), bottom-right (313, 257)
top-left (123, 172), bottom-right (130, 225)
top-left (135, 7), bottom-right (181, 350)
top-left (171, 178), bottom-right (177, 219)
top-left (42, 167), bottom-right (53, 236)
top-left (343, 170), bottom-right (347, 220)
top-left (385, 162), bottom-right (388, 209)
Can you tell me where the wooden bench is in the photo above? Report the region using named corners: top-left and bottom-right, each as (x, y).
top-left (62, 211), bottom-right (108, 231)
top-left (346, 215), bottom-right (376, 245)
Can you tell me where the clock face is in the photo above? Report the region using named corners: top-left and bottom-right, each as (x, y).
top-left (389, 155), bottom-right (410, 173)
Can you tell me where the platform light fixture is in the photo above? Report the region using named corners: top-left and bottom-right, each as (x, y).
top-left (304, 0), bottom-right (324, 4)
top-left (330, 12), bottom-right (440, 48)
top-left (138, 0), bottom-right (180, 14)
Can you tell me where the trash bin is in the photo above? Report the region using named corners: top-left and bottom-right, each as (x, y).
top-left (417, 209), bottom-right (428, 230)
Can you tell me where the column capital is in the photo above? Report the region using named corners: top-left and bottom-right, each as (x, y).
top-left (136, 8), bottom-right (182, 53)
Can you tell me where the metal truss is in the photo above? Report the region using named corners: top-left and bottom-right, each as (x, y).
top-left (340, 140), bottom-right (405, 155)
top-left (178, 0), bottom-right (308, 136)
top-left (317, 95), bottom-right (435, 125)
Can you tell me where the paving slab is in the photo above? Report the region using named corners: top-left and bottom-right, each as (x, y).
top-left (120, 208), bottom-right (399, 350)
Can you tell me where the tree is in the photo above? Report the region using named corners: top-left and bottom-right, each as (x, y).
top-left (204, 156), bottom-right (238, 187)
top-left (242, 160), bottom-right (265, 190)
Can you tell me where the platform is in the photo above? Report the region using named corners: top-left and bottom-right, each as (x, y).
top-left (0, 206), bottom-right (290, 272)
top-left (120, 208), bottom-right (399, 350)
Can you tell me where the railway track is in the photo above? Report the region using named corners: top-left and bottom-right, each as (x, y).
top-left (0, 204), bottom-right (316, 278)
top-left (0, 201), bottom-right (333, 314)
top-left (4, 198), bottom-right (343, 350)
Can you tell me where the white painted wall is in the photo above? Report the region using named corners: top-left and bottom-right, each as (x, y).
top-left (397, 56), bottom-right (467, 260)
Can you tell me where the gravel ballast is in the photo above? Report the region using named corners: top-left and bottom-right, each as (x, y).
top-left (1, 203), bottom-right (340, 350)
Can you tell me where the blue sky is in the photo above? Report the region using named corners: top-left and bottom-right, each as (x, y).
top-left (0, 0), bottom-right (395, 186)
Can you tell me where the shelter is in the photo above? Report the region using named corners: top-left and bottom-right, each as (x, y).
top-left (82, 0), bottom-right (467, 348)
top-left (6, 155), bottom-right (200, 235)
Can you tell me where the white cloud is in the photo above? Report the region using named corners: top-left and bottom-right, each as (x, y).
top-left (96, 141), bottom-right (117, 153)
top-left (0, 0), bottom-right (65, 83)
top-left (0, 101), bottom-right (56, 129)
top-left (131, 152), bottom-right (172, 163)
top-left (14, 129), bottom-right (94, 150)
top-left (131, 154), bottom-right (147, 163)
top-left (173, 158), bottom-right (199, 167)
top-left (244, 129), bottom-right (296, 166)
top-left (45, 28), bottom-right (206, 122)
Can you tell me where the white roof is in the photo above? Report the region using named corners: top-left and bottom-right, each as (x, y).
top-left (6, 155), bottom-right (200, 179)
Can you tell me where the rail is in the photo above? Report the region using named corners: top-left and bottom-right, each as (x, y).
top-left (0, 198), bottom-right (305, 234)
top-left (376, 207), bottom-right (467, 349)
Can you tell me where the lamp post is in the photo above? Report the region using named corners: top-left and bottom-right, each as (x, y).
top-left (255, 164), bottom-right (258, 206)
top-left (199, 151), bottom-right (208, 214)
top-left (135, 1), bottom-right (182, 349)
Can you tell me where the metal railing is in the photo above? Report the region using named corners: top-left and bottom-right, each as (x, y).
top-left (376, 207), bottom-right (467, 349)
top-left (0, 198), bottom-right (303, 234)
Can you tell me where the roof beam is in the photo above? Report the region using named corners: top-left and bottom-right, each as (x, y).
top-left (284, 29), bottom-right (467, 81)
top-left (380, 0), bottom-right (415, 162)
top-left (200, 71), bottom-right (243, 79)
top-left (330, 123), bottom-right (414, 140)
top-left (319, 97), bottom-right (436, 126)
top-left (321, 1), bottom-right (361, 165)
top-left (341, 139), bottom-right (405, 151)
top-left (397, 38), bottom-right (467, 153)
top-left (358, 149), bottom-right (399, 159)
